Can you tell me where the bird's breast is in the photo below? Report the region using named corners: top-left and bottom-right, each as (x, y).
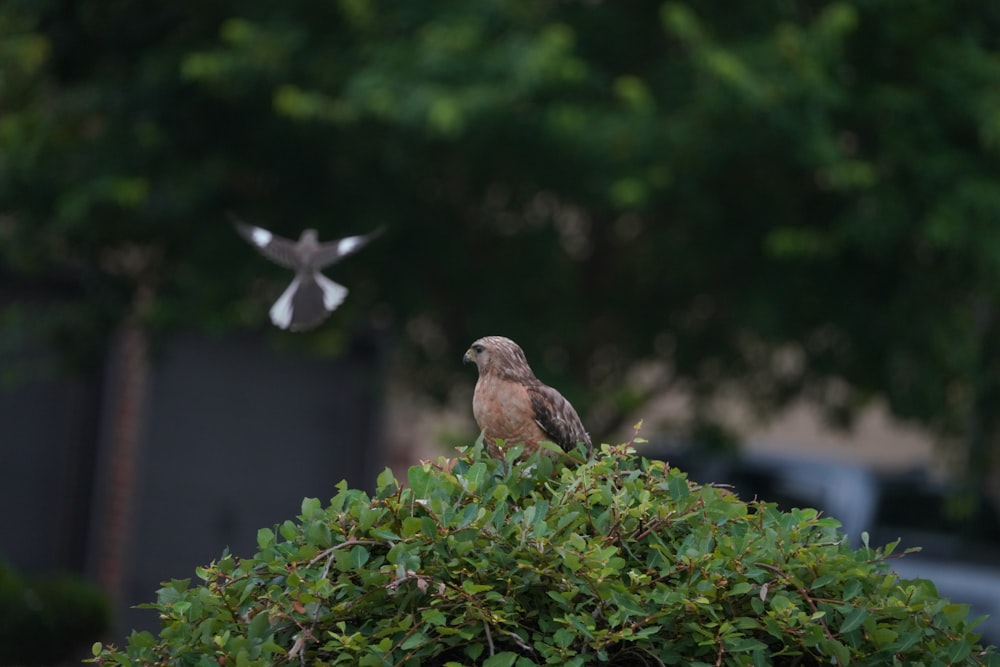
top-left (472, 376), bottom-right (546, 444)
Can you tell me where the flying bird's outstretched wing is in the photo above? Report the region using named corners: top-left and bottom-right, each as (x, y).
top-left (311, 227), bottom-right (385, 269)
top-left (229, 214), bottom-right (301, 269)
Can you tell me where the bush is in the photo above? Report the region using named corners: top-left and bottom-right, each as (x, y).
top-left (0, 561), bottom-right (110, 666)
top-left (92, 443), bottom-right (998, 666)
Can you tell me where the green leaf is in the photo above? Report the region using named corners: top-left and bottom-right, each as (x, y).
top-left (401, 517), bottom-right (424, 537)
top-left (838, 606), bottom-right (867, 634)
top-left (408, 466), bottom-right (433, 498)
top-left (668, 473), bottom-right (690, 500)
top-left (456, 504), bottom-right (481, 529)
top-left (769, 594), bottom-right (792, 613)
top-left (723, 636), bottom-right (767, 653)
top-left (300, 497), bottom-right (322, 516)
top-left (841, 579), bottom-right (862, 601)
top-left (256, 528), bottom-right (275, 549)
top-left (421, 608), bottom-right (448, 626)
top-left (400, 630), bottom-right (430, 651)
top-left (609, 588), bottom-right (646, 619)
top-left (945, 637), bottom-right (973, 663)
top-left (462, 462), bottom-right (488, 493)
top-left (371, 528), bottom-right (401, 541)
top-left (553, 627), bottom-right (576, 648)
top-left (462, 580), bottom-right (492, 595)
top-left (376, 467), bottom-right (398, 496)
top-left (483, 652), bottom-right (519, 667)
top-left (247, 611), bottom-right (270, 641)
top-left (820, 638), bottom-right (851, 666)
top-left (348, 545), bottom-right (370, 569)
top-left (279, 520), bottom-right (299, 541)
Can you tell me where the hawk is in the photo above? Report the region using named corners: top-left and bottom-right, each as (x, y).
top-left (231, 214), bottom-right (382, 331)
top-left (463, 336), bottom-right (591, 457)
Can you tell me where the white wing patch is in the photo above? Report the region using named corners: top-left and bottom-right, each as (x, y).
top-left (269, 276), bottom-right (299, 329)
top-left (250, 227), bottom-right (273, 248)
top-left (337, 235), bottom-right (365, 255)
top-left (315, 273), bottom-right (348, 310)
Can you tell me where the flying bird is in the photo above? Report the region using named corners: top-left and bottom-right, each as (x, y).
top-left (231, 213), bottom-right (382, 331)
top-left (463, 335), bottom-right (591, 458)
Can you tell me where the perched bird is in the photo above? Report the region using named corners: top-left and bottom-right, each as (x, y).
top-left (231, 214), bottom-right (382, 331)
top-left (463, 335), bottom-right (591, 457)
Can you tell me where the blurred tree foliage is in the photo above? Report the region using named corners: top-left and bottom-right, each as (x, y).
top-left (2, 1), bottom-right (1000, 487)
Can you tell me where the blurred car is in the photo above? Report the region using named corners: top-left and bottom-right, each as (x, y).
top-left (643, 443), bottom-right (1000, 645)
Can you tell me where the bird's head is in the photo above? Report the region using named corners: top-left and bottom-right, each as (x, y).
top-left (463, 336), bottom-right (534, 381)
top-left (462, 341), bottom-right (486, 367)
top-left (298, 229), bottom-right (320, 245)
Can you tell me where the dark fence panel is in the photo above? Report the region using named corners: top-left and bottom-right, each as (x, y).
top-left (1, 318), bottom-right (384, 636)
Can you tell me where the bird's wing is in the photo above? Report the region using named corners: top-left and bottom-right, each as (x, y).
top-left (311, 226), bottom-right (385, 269)
top-left (230, 213), bottom-right (302, 269)
top-left (527, 382), bottom-right (591, 452)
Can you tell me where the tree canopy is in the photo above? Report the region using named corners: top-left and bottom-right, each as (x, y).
top-left (3, 1), bottom-right (1000, 489)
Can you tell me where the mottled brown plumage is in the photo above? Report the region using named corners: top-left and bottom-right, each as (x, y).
top-left (463, 336), bottom-right (591, 457)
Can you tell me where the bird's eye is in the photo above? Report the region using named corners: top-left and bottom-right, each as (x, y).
top-left (472, 344), bottom-right (484, 353)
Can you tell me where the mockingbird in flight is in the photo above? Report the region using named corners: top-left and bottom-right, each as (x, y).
top-left (231, 213), bottom-right (382, 331)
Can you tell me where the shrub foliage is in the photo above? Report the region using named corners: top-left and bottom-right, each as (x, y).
top-left (92, 443), bottom-right (998, 666)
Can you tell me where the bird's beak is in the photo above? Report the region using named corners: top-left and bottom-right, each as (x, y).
top-left (463, 350), bottom-right (474, 364)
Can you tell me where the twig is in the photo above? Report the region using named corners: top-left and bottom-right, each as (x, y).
top-left (484, 620), bottom-right (494, 656)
